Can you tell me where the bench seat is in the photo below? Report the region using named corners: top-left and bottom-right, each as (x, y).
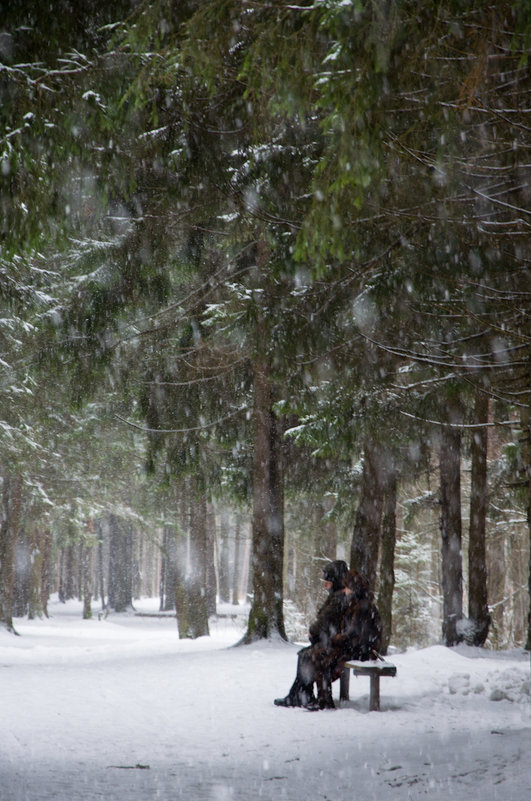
top-left (340, 659), bottom-right (397, 711)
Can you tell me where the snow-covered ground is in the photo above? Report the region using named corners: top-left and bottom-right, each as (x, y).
top-left (1, 596), bottom-right (530, 801)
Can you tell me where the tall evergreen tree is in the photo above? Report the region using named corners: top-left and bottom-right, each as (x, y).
top-left (2, 0), bottom-right (529, 647)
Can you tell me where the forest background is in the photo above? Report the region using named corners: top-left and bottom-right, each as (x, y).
top-left (0, 0), bottom-right (530, 654)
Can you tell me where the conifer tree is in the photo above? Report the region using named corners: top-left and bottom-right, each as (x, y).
top-left (2, 0), bottom-right (529, 646)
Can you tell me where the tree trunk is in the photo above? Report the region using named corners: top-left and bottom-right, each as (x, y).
top-left (487, 528), bottom-right (506, 647)
top-left (314, 498), bottom-right (337, 562)
top-left (350, 441), bottom-right (385, 589)
top-left (107, 514), bottom-right (133, 613)
top-left (378, 461), bottom-right (397, 655)
top-left (520, 400), bottom-right (531, 652)
top-left (13, 526), bottom-right (30, 617)
top-left (82, 520), bottom-right (94, 620)
top-left (206, 502), bottom-right (217, 617)
top-left (232, 514), bottom-right (241, 605)
top-left (60, 542), bottom-right (76, 602)
top-left (467, 388), bottom-right (490, 646)
top-left (310, 502), bottom-right (329, 596)
top-left (174, 524), bottom-right (191, 637)
top-left (218, 512), bottom-right (231, 604)
top-left (131, 528), bottom-right (141, 601)
top-left (40, 528), bottom-right (52, 618)
top-left (0, 472), bottom-right (22, 633)
top-left (28, 527), bottom-right (44, 620)
top-left (174, 483), bottom-right (191, 635)
top-left (242, 358), bottom-right (287, 642)
top-left (159, 527), bottom-right (168, 611)
top-left (96, 520), bottom-right (106, 610)
top-left (82, 547), bottom-right (93, 620)
top-left (184, 483), bottom-right (209, 638)
top-left (440, 425), bottom-right (464, 646)
top-left (160, 526), bottom-right (177, 612)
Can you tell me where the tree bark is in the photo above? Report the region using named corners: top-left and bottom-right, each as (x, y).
top-left (218, 512), bottom-right (231, 604)
top-left (467, 388), bottom-right (490, 646)
top-left (314, 498), bottom-right (337, 562)
top-left (378, 461), bottom-right (397, 655)
top-left (242, 358), bottom-right (287, 642)
top-left (82, 545), bottom-right (93, 620)
top-left (206, 502), bottom-right (217, 617)
top-left (182, 483), bottom-right (209, 638)
top-left (350, 441), bottom-right (385, 589)
top-left (13, 526), bottom-right (30, 617)
top-left (440, 425), bottom-right (464, 646)
top-left (59, 542), bottom-right (76, 602)
top-left (232, 514), bottom-right (241, 605)
top-left (82, 520), bottom-right (94, 620)
top-left (174, 484), bottom-right (192, 636)
top-left (40, 528), bottom-right (52, 618)
top-left (520, 400), bottom-right (531, 652)
top-left (107, 514), bottom-right (133, 612)
top-left (487, 529), bottom-right (505, 647)
top-left (160, 526), bottom-right (178, 612)
top-left (174, 529), bottom-right (191, 637)
top-left (0, 472), bottom-right (22, 633)
top-left (96, 519), bottom-right (106, 610)
top-left (28, 528), bottom-right (44, 620)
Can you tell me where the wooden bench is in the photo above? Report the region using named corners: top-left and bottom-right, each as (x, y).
top-left (339, 659), bottom-right (397, 711)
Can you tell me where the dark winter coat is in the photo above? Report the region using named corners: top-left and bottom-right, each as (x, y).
top-left (332, 595), bottom-right (382, 661)
top-left (311, 593), bottom-right (382, 687)
top-left (308, 569), bottom-right (377, 659)
top-left (308, 590), bottom-right (347, 649)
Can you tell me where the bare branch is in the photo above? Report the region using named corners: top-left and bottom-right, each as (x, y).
top-left (114, 404), bottom-right (248, 434)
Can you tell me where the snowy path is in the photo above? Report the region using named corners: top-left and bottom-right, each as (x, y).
top-left (1, 599), bottom-right (530, 801)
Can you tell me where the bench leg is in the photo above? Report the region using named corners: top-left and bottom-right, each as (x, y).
top-left (340, 667), bottom-right (350, 701)
top-left (369, 674), bottom-right (380, 711)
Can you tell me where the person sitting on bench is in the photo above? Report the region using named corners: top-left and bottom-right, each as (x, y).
top-left (310, 569), bottom-right (382, 710)
top-left (274, 559), bottom-right (350, 709)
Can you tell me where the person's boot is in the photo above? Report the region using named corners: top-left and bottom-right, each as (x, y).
top-left (274, 695), bottom-right (295, 707)
top-left (300, 687), bottom-right (317, 707)
top-left (320, 689), bottom-right (336, 709)
top-left (307, 694), bottom-right (336, 710)
top-left (274, 678), bottom-right (314, 708)
top-left (308, 676), bottom-right (336, 710)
